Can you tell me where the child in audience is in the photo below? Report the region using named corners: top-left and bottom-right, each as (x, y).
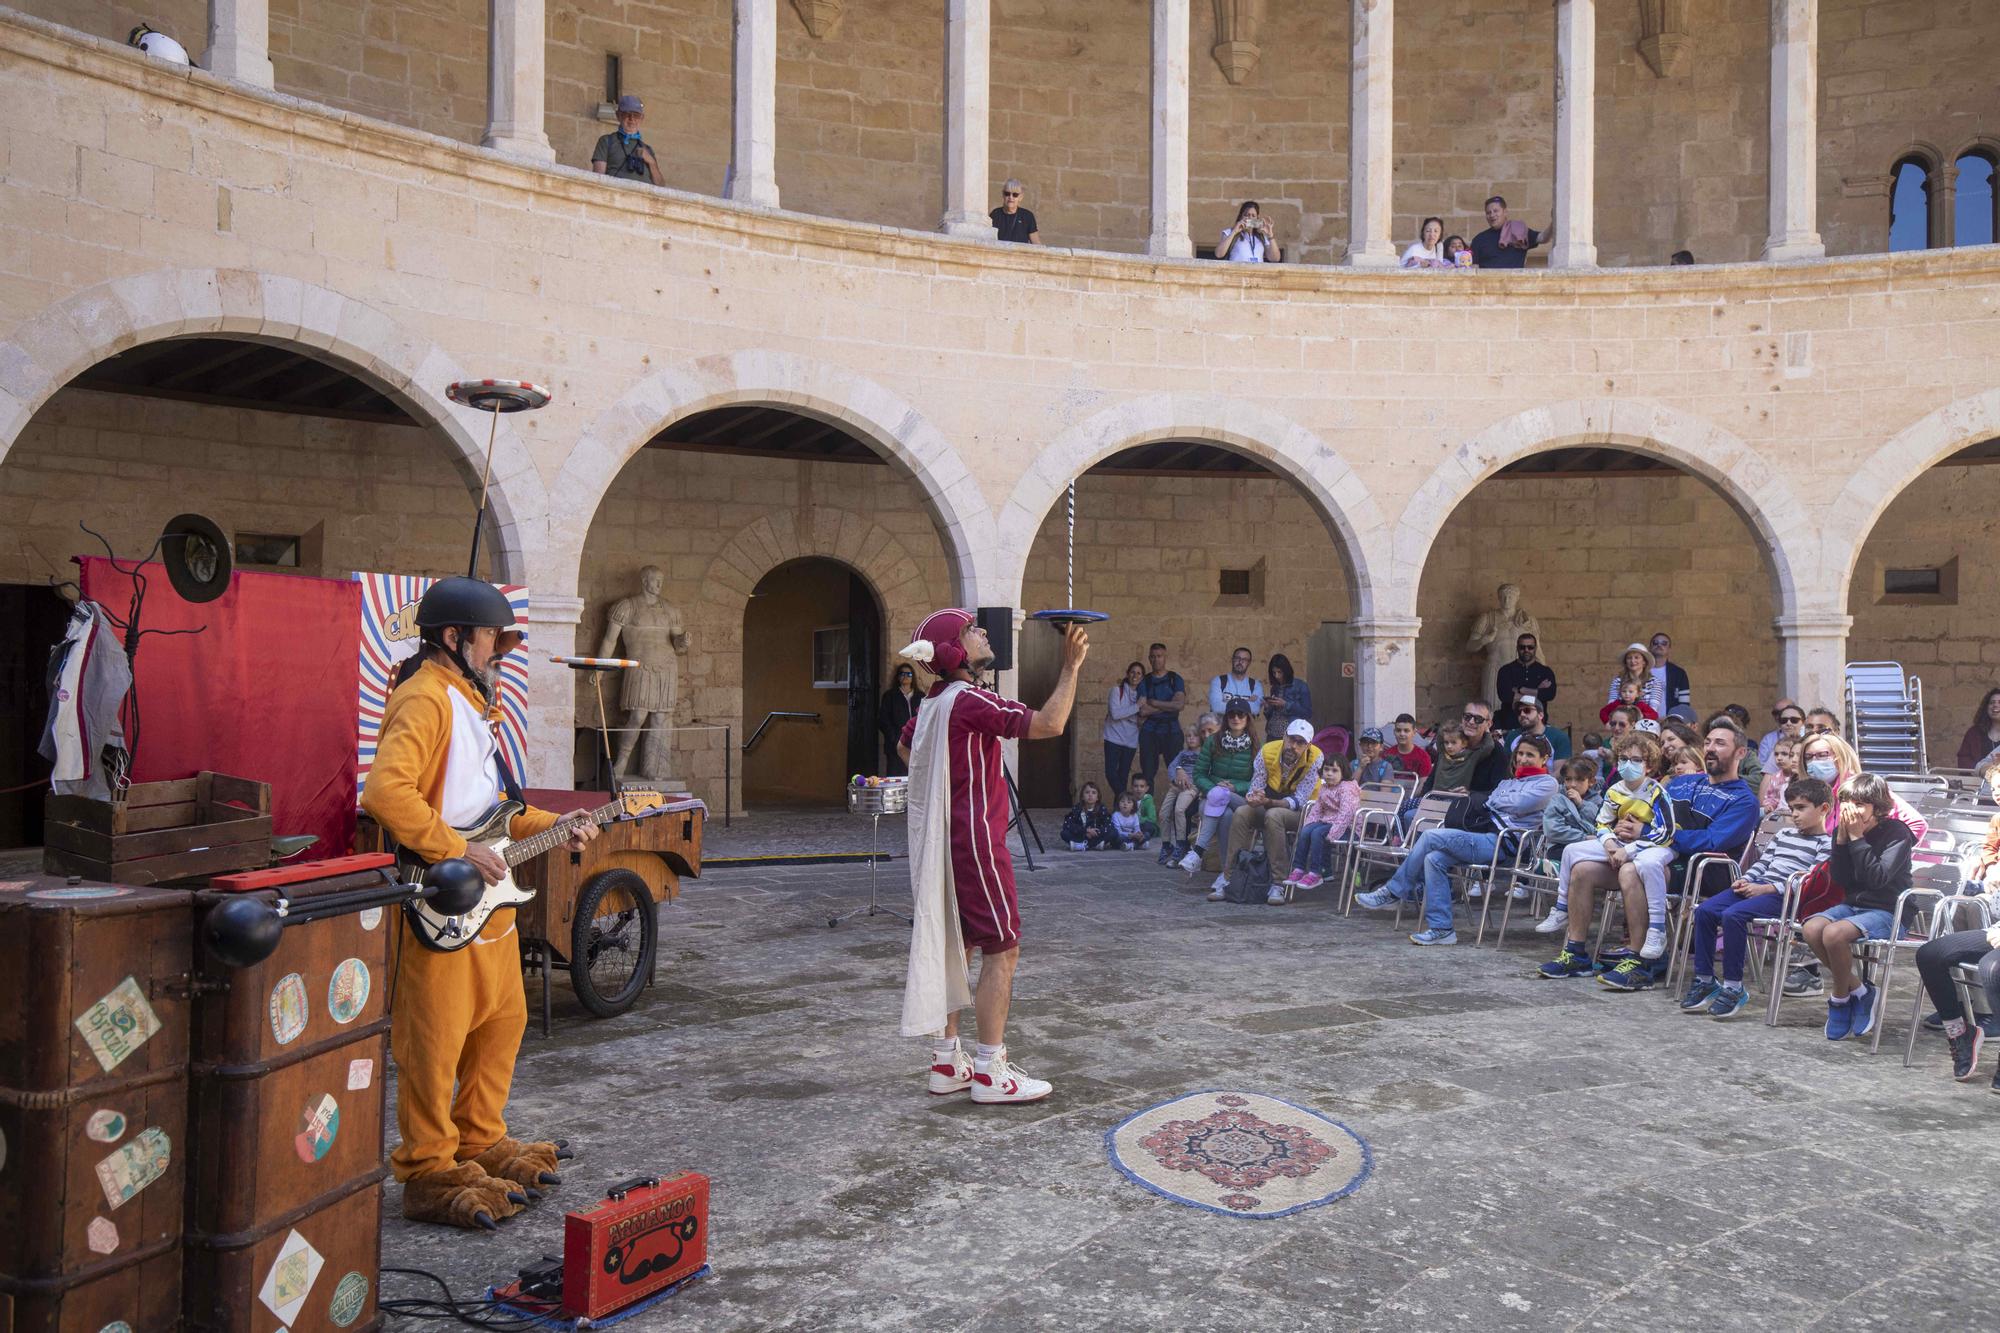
top-left (1129, 775), bottom-right (1158, 844)
top-left (1354, 728), bottom-right (1395, 787)
top-left (1061, 781), bottom-right (1117, 851)
top-left (1669, 749), bottom-right (1703, 778)
top-left (1155, 712), bottom-right (1219, 863)
top-left (1801, 772), bottom-right (1918, 1041)
top-left (1577, 731), bottom-right (1609, 778)
top-left (1536, 732), bottom-right (1676, 967)
top-left (1761, 737), bottom-right (1799, 812)
top-left (1540, 757), bottom-right (1604, 872)
top-left (1282, 754), bottom-right (1360, 892)
top-left (1678, 777), bottom-right (1833, 1019)
top-left (1387, 714), bottom-right (1433, 781)
top-left (1110, 793), bottom-right (1145, 851)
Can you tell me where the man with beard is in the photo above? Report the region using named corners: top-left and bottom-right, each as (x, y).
top-left (896, 609), bottom-right (1088, 1104)
top-left (363, 578), bottom-right (598, 1228)
top-left (1496, 632), bottom-right (1558, 709)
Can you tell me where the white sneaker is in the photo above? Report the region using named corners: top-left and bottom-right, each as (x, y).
top-left (969, 1047), bottom-right (1052, 1104)
top-left (1068, 841), bottom-right (1088, 852)
top-left (1178, 849), bottom-right (1202, 874)
top-left (1207, 873), bottom-right (1229, 901)
top-left (1467, 883), bottom-right (1484, 900)
top-left (1265, 885), bottom-right (1288, 905)
top-left (1534, 908), bottom-right (1568, 934)
top-left (1640, 926), bottom-right (1667, 960)
top-left (926, 1047), bottom-right (972, 1096)
top-left (1509, 885), bottom-right (1529, 900)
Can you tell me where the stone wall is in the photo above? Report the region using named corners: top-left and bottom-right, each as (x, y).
top-left (20, 0), bottom-right (1998, 261)
top-left (0, 388), bottom-right (479, 587)
top-left (1847, 458), bottom-right (2000, 765)
top-left (575, 449), bottom-right (952, 811)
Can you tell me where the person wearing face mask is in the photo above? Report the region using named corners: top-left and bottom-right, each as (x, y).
top-left (1534, 732), bottom-right (1673, 944)
top-left (591, 95), bottom-right (665, 185)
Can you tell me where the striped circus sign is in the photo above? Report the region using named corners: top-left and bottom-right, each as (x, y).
top-left (355, 573), bottom-right (530, 800)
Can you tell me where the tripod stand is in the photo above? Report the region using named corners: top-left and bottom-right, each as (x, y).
top-left (1004, 765), bottom-right (1043, 871)
top-left (830, 786), bottom-right (910, 928)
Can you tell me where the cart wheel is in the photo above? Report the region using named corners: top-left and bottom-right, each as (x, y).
top-left (569, 869), bottom-right (658, 1018)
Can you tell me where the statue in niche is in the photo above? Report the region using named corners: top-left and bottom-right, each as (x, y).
top-left (600, 565), bottom-right (689, 781)
top-left (1464, 583), bottom-right (1541, 710)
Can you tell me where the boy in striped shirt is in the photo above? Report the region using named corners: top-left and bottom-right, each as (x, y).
top-left (1678, 777), bottom-right (1833, 1020)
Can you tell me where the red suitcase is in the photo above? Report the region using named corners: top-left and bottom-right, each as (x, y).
top-left (561, 1172), bottom-right (709, 1320)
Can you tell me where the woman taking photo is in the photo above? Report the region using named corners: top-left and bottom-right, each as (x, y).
top-left (877, 663), bottom-right (921, 776)
top-left (1263, 653), bottom-right (1313, 737)
top-left (1402, 216), bottom-right (1446, 268)
top-left (1220, 201), bottom-right (1281, 263)
top-left (1103, 660), bottom-right (1145, 798)
top-left (1956, 688), bottom-right (2000, 770)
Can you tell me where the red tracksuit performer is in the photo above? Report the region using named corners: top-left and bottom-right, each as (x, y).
top-left (896, 608), bottom-right (1087, 1104)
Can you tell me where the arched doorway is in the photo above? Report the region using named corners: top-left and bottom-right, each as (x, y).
top-left (0, 334), bottom-right (510, 846)
top-left (742, 558), bottom-right (884, 807)
top-left (1412, 444), bottom-right (1783, 743)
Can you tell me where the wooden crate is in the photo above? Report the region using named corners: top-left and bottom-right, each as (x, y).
top-left (43, 772), bottom-right (272, 885)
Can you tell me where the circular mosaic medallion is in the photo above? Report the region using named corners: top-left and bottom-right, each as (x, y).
top-left (1106, 1090), bottom-right (1372, 1219)
top-left (326, 958), bottom-right (370, 1024)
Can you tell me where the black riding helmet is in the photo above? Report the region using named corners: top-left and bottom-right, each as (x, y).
top-left (400, 577), bottom-right (521, 698)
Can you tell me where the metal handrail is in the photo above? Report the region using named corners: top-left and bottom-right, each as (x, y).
top-left (743, 710), bottom-right (819, 752)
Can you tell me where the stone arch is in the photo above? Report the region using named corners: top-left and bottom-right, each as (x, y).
top-left (0, 268), bottom-right (544, 581)
top-left (991, 392), bottom-right (1390, 616)
top-left (549, 350), bottom-right (995, 603)
top-left (1392, 399), bottom-right (1813, 617)
top-left (702, 508), bottom-right (936, 635)
top-left (1824, 386), bottom-right (2000, 604)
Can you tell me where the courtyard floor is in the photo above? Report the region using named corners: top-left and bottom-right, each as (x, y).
top-left (382, 824), bottom-right (2000, 1331)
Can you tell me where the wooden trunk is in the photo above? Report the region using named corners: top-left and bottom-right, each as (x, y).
top-left (0, 878), bottom-right (192, 1324)
top-left (0, 1241), bottom-right (182, 1333)
top-left (44, 772), bottom-right (272, 886)
top-left (513, 800), bottom-right (704, 952)
top-left (183, 1175), bottom-right (383, 1333)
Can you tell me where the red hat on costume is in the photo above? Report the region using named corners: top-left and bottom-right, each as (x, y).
top-left (899, 608), bottom-right (976, 676)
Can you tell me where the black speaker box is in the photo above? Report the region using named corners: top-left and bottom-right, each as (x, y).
top-left (976, 606), bottom-right (1015, 672)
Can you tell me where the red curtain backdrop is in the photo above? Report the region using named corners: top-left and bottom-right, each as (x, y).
top-left (78, 558), bottom-right (361, 858)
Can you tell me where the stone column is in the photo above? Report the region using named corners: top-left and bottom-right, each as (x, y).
top-left (482, 0), bottom-right (555, 164)
top-left (524, 594), bottom-right (584, 788)
top-left (1774, 611), bottom-right (1851, 717)
top-left (726, 0), bottom-right (781, 208)
top-left (1345, 0), bottom-right (1397, 267)
top-left (1762, 0), bottom-right (1824, 260)
top-left (941, 0), bottom-right (997, 238)
top-left (1350, 616), bottom-right (1422, 728)
top-left (1148, 0), bottom-right (1193, 258)
top-left (1549, 0), bottom-right (1597, 268)
top-left (202, 0), bottom-right (274, 88)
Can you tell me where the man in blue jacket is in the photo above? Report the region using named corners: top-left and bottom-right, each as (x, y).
top-left (1356, 735), bottom-right (1559, 946)
top-left (1597, 720), bottom-right (1760, 992)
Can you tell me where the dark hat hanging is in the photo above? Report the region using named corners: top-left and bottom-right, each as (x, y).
top-left (159, 512), bottom-right (232, 604)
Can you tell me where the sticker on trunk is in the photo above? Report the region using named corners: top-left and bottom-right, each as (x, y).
top-left (87, 1216), bottom-right (119, 1254)
top-left (95, 1324), bottom-right (133, 1333)
top-left (94, 1127), bottom-right (171, 1210)
top-left (74, 977), bottom-right (163, 1073)
top-left (346, 1057), bottom-right (374, 1090)
top-left (85, 1108), bottom-right (128, 1142)
top-left (269, 973), bottom-right (309, 1044)
top-left (328, 1271), bottom-right (369, 1326)
top-left (294, 1094), bottom-right (340, 1163)
top-left (327, 958), bottom-right (370, 1024)
top-left (358, 906), bottom-right (383, 930)
top-left (30, 885), bottom-right (130, 899)
top-left (257, 1228), bottom-right (325, 1325)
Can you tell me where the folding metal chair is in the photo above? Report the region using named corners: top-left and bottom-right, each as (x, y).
top-left (1662, 812), bottom-right (1780, 997)
top-left (1337, 783), bottom-right (1411, 914)
top-left (1852, 865), bottom-right (1959, 1056)
top-left (1843, 661), bottom-right (1927, 774)
top-left (1470, 829), bottom-right (1545, 945)
top-left (1488, 831), bottom-right (1560, 947)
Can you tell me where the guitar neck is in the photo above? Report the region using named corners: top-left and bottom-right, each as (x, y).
top-left (502, 800), bottom-right (623, 868)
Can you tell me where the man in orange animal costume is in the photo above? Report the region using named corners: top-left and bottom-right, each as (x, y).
top-left (362, 577), bottom-right (598, 1229)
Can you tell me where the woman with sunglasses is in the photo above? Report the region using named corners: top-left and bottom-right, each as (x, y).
top-left (1759, 700), bottom-right (1806, 767)
top-left (878, 663), bottom-right (922, 776)
top-left (989, 179), bottom-right (1040, 245)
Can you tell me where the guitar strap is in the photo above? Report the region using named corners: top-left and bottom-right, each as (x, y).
top-left (493, 739), bottom-right (526, 806)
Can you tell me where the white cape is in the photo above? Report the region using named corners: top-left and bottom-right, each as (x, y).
top-left (900, 681), bottom-right (974, 1036)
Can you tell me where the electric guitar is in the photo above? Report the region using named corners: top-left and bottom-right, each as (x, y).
top-left (398, 790), bottom-right (664, 951)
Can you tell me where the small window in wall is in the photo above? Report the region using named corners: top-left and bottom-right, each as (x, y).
top-left (1215, 560), bottom-right (1266, 608)
top-left (1876, 558), bottom-right (1957, 606)
top-left (1889, 158), bottom-right (1931, 252)
top-left (811, 624), bottom-right (850, 689)
top-left (234, 532), bottom-right (300, 568)
top-left (1956, 152), bottom-right (1996, 248)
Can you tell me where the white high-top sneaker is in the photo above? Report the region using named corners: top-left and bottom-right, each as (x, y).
top-left (1533, 907), bottom-right (1568, 934)
top-left (968, 1046), bottom-right (1053, 1104)
top-left (927, 1045), bottom-right (972, 1096)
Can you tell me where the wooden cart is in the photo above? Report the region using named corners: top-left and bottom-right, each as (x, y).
top-left (513, 789), bottom-right (703, 1034)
